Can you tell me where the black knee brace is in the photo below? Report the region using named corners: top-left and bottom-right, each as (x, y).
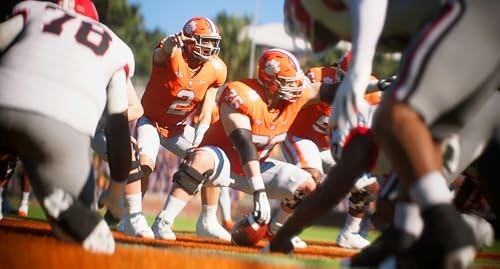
top-left (126, 160), bottom-right (144, 183)
top-left (173, 163), bottom-right (213, 195)
top-left (282, 189), bottom-right (306, 210)
top-left (349, 189), bottom-right (376, 212)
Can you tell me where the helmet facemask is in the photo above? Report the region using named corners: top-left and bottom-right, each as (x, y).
top-left (268, 72), bottom-right (305, 102)
top-left (191, 34), bottom-right (221, 61)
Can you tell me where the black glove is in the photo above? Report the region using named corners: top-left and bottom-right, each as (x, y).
top-left (377, 75), bottom-right (397, 90)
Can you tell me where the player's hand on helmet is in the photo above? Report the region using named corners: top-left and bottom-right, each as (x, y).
top-left (171, 31), bottom-right (195, 48)
top-left (329, 74), bottom-right (369, 133)
top-left (252, 190), bottom-right (271, 225)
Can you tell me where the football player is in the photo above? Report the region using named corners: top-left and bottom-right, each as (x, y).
top-left (280, 51), bottom-right (382, 249)
top-left (0, 154), bottom-right (19, 220)
top-left (91, 76), bottom-right (144, 224)
top-left (150, 48), bottom-right (344, 246)
top-left (0, 0), bottom-right (134, 254)
top-left (274, 1), bottom-right (500, 267)
top-left (120, 16), bottom-right (228, 238)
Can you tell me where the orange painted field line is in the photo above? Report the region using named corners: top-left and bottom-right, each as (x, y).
top-left (1, 216), bottom-right (499, 266)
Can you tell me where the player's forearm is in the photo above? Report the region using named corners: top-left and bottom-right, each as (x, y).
top-left (197, 88), bottom-right (218, 126)
top-left (349, 0), bottom-right (388, 95)
top-left (126, 79), bottom-right (143, 121)
top-left (0, 15), bottom-right (24, 52)
top-left (105, 112), bottom-right (132, 183)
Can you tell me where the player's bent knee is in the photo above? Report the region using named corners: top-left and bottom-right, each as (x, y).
top-left (282, 189), bottom-right (307, 210)
top-left (173, 162), bottom-right (213, 195)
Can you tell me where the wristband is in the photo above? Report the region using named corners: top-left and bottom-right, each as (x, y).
top-left (249, 175), bottom-right (265, 191)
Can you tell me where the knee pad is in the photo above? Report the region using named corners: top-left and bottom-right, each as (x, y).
top-left (126, 160), bottom-right (144, 183)
top-left (173, 163), bottom-right (213, 195)
top-left (43, 188), bottom-right (103, 242)
top-left (282, 189), bottom-right (306, 210)
top-left (349, 189), bottom-right (376, 212)
top-left (127, 138), bottom-right (144, 183)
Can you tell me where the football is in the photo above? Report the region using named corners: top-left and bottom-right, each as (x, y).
top-left (230, 214), bottom-right (268, 246)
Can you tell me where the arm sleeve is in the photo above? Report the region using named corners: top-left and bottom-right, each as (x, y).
top-left (106, 69), bottom-right (129, 115)
top-left (347, 0), bottom-right (388, 95)
top-left (0, 14), bottom-right (24, 52)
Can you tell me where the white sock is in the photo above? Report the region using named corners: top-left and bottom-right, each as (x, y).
top-left (201, 204), bottom-right (218, 222)
top-left (218, 187), bottom-right (232, 222)
top-left (125, 192), bottom-right (143, 215)
top-left (343, 214), bottom-right (362, 234)
top-left (21, 191), bottom-right (30, 206)
top-left (409, 171), bottom-right (453, 209)
top-left (160, 195), bottom-right (187, 224)
top-left (270, 208), bottom-right (292, 235)
top-left (393, 202), bottom-right (423, 238)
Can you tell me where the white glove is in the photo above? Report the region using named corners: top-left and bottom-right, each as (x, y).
top-left (193, 123), bottom-right (209, 147)
top-left (249, 175), bottom-right (271, 224)
top-left (329, 74), bottom-right (370, 133)
top-left (253, 190), bottom-right (271, 225)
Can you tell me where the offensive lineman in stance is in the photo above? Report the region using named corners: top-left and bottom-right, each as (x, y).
top-left (281, 51), bottom-right (382, 249)
top-left (271, 0), bottom-right (500, 268)
top-left (151, 48), bottom-right (342, 246)
top-left (0, 0), bottom-right (134, 253)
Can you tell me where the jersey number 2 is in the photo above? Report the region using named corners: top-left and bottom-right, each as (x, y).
top-left (42, 9), bottom-right (111, 56)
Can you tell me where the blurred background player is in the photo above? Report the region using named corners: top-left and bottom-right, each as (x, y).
top-left (280, 51), bottom-right (381, 249)
top-left (0, 154), bottom-right (18, 219)
top-left (151, 48), bottom-right (341, 246)
top-left (91, 75), bottom-right (144, 223)
top-left (0, 155), bottom-right (31, 218)
top-left (0, 0), bottom-right (134, 253)
top-left (120, 16), bottom-right (228, 238)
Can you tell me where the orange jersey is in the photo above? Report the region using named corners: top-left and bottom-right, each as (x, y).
top-left (288, 68), bottom-right (382, 150)
top-left (201, 78), bottom-right (311, 175)
top-left (287, 66), bottom-right (337, 150)
top-left (141, 43), bottom-right (227, 137)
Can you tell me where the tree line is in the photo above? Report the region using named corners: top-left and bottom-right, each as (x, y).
top-left (1, 0), bottom-right (398, 81)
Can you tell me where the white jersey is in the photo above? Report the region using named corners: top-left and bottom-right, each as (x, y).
top-left (0, 1), bottom-right (134, 136)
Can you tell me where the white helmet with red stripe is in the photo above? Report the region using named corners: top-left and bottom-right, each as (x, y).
top-left (58, 0), bottom-right (99, 21)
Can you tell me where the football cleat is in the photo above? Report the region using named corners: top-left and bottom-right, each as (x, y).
top-left (231, 214), bottom-right (268, 246)
top-left (290, 236), bottom-right (307, 248)
top-left (336, 231), bottom-right (370, 249)
top-left (151, 215), bottom-right (176, 240)
top-left (349, 225), bottom-right (416, 267)
top-left (196, 215), bottom-right (231, 241)
top-left (17, 204), bottom-right (29, 217)
top-left (461, 213), bottom-right (494, 249)
top-left (123, 212), bottom-right (154, 238)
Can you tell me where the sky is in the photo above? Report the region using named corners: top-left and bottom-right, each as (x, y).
top-left (128, 0), bottom-right (285, 34)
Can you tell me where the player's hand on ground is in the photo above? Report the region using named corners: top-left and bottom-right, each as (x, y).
top-left (263, 237), bottom-right (294, 254)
